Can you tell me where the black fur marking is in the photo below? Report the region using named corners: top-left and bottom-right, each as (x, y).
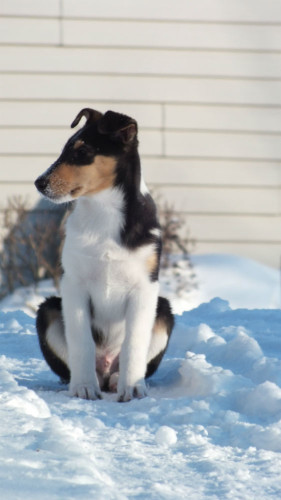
top-left (89, 298), bottom-right (104, 346)
top-left (149, 238), bottom-right (162, 282)
top-left (92, 328), bottom-right (104, 346)
top-left (145, 296), bottom-right (174, 379)
top-left (71, 108), bottom-right (103, 129)
top-left (36, 296), bottom-right (70, 382)
top-left (121, 193), bottom-right (161, 250)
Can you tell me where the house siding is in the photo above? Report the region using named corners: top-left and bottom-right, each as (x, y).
top-left (1, 0), bottom-right (281, 267)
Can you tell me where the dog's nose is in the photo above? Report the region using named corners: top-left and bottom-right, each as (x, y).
top-left (35, 175), bottom-right (48, 193)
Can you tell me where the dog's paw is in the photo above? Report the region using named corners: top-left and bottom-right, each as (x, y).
top-left (117, 381), bottom-right (148, 403)
top-left (69, 383), bottom-right (102, 400)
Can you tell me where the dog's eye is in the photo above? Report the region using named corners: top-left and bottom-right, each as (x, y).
top-left (71, 144), bottom-right (95, 165)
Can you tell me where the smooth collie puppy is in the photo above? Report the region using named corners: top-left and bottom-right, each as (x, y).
top-left (35, 108), bottom-right (174, 402)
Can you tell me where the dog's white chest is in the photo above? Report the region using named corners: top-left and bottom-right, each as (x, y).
top-left (61, 190), bottom-right (153, 313)
top-left (69, 236), bottom-right (131, 294)
top-left (64, 232), bottom-right (149, 295)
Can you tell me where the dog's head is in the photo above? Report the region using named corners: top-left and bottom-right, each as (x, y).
top-left (35, 109), bottom-right (138, 203)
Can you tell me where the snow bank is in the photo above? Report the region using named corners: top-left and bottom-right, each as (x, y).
top-left (1, 255), bottom-right (281, 498)
top-left (161, 253), bottom-right (280, 313)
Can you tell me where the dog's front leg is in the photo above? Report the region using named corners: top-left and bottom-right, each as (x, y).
top-left (61, 277), bottom-right (102, 400)
top-left (117, 283), bottom-right (158, 402)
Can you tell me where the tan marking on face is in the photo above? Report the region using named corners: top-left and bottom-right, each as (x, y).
top-left (146, 251), bottom-right (158, 275)
top-left (48, 155), bottom-right (117, 199)
top-left (73, 139), bottom-right (85, 149)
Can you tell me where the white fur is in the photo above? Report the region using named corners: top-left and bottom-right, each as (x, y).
top-left (140, 176), bottom-right (149, 195)
top-left (147, 330), bottom-right (168, 364)
top-left (150, 228), bottom-right (162, 238)
top-left (46, 318), bottom-right (68, 365)
top-left (60, 187), bottom-right (159, 401)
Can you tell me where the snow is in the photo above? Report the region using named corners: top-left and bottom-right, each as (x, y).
top-left (155, 426), bottom-right (178, 447)
top-left (161, 254), bottom-right (281, 313)
top-left (1, 254), bottom-right (281, 499)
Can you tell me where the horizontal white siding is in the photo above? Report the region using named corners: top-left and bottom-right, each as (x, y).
top-left (0, 18), bottom-right (60, 45)
top-left (3, 18), bottom-right (281, 52)
top-left (6, 18), bottom-right (281, 51)
top-left (61, 0), bottom-right (281, 23)
top-left (166, 105), bottom-right (281, 133)
top-left (0, 101), bottom-right (162, 128)
top-left (1, 0), bottom-right (281, 268)
top-left (3, 46), bottom-right (281, 80)
top-left (62, 20), bottom-right (281, 51)
top-left (2, 0), bottom-right (281, 22)
top-left (3, 74), bottom-right (281, 104)
top-left (165, 131), bottom-right (281, 159)
top-left (1, 0), bottom-right (59, 17)
top-left (154, 186), bottom-right (280, 215)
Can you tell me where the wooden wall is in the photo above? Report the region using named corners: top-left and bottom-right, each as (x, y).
top-left (1, 0), bottom-right (281, 267)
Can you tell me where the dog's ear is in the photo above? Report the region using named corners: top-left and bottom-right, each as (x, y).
top-left (71, 108), bottom-right (103, 128)
top-left (98, 111), bottom-right (137, 144)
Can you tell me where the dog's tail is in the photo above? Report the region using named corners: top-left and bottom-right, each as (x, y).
top-left (36, 296), bottom-right (70, 382)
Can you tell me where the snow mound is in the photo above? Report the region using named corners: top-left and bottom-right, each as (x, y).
top-left (1, 292), bottom-right (281, 498)
top-left (162, 253), bottom-right (280, 313)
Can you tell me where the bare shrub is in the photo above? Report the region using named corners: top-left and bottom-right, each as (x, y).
top-left (156, 194), bottom-right (197, 298)
top-left (0, 196), bottom-right (66, 298)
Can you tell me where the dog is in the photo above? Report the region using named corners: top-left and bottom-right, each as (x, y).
top-left (35, 108), bottom-right (174, 402)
